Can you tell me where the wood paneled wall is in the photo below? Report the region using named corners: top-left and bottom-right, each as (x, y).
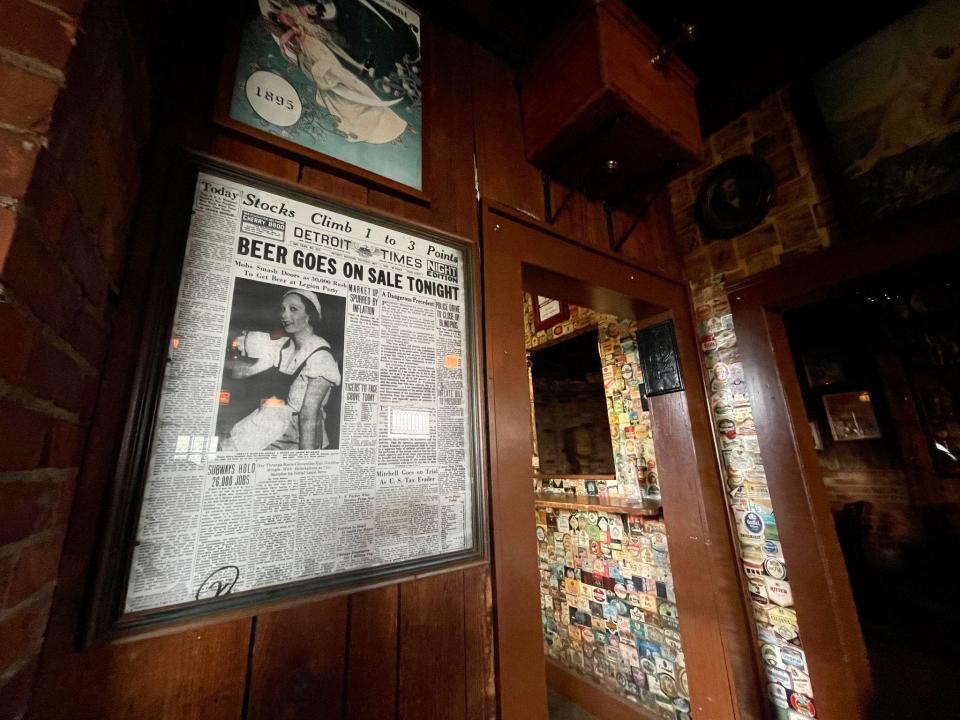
top-left (471, 49), bottom-right (681, 281)
top-left (26, 8), bottom-right (686, 720)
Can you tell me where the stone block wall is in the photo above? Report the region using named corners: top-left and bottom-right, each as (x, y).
top-left (670, 87), bottom-right (840, 283)
top-left (670, 83), bottom-right (927, 561)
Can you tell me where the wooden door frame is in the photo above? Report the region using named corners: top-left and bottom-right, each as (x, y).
top-left (724, 204), bottom-right (960, 719)
top-left (481, 200), bottom-right (764, 720)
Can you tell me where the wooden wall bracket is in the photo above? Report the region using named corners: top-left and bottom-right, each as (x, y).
top-left (541, 171), bottom-right (586, 225)
top-left (604, 195), bottom-right (655, 252)
top-left (603, 160), bottom-right (679, 252)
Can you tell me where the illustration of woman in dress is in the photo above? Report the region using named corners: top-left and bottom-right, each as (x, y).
top-left (221, 288), bottom-right (341, 451)
top-left (260, 0), bottom-right (409, 144)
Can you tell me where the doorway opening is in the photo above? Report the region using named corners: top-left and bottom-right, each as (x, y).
top-left (780, 250), bottom-right (960, 719)
top-left (522, 290), bottom-right (690, 720)
top-left (485, 205), bottom-right (753, 720)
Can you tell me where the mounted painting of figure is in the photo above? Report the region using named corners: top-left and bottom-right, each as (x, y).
top-left (811, 0), bottom-right (960, 232)
top-left (226, 0), bottom-right (423, 190)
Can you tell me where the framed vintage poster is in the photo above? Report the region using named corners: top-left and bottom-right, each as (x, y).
top-left (89, 155), bottom-right (483, 639)
top-left (217, 0), bottom-right (424, 195)
top-left (810, 0), bottom-right (960, 233)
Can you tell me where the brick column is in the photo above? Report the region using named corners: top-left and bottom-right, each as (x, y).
top-left (0, 0), bottom-right (151, 717)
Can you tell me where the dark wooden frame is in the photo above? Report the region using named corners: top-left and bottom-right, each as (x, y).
top-left (481, 200), bottom-right (764, 720)
top-left (724, 203), bottom-right (960, 718)
top-left (86, 153), bottom-right (487, 644)
top-left (213, 3), bottom-right (431, 204)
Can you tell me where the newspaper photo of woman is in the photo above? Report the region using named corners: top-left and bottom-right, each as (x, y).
top-left (217, 280), bottom-right (345, 451)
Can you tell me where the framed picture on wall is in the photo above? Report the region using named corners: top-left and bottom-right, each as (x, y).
top-left (810, 0), bottom-right (960, 233)
top-left (532, 296), bottom-right (570, 332)
top-left (802, 349), bottom-right (846, 389)
top-left (823, 391), bottom-right (882, 442)
top-left (216, 0), bottom-right (425, 198)
top-left (87, 155), bottom-right (485, 641)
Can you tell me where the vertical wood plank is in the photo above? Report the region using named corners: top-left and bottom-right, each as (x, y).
top-left (613, 193), bottom-right (678, 278)
top-left (367, 189), bottom-right (407, 218)
top-left (209, 132), bottom-right (300, 180)
top-left (545, 180), bottom-right (589, 246)
top-left (481, 212), bottom-right (550, 720)
top-left (246, 598), bottom-right (349, 720)
top-left (27, 621), bottom-right (251, 720)
top-left (300, 164), bottom-right (369, 204)
top-left (650, 193), bottom-right (682, 278)
top-left (471, 46), bottom-right (543, 219)
top-left (398, 572), bottom-right (467, 720)
top-left (344, 585), bottom-right (400, 720)
top-left (463, 565), bottom-right (495, 720)
top-left (649, 391), bottom-right (757, 720)
top-left (421, 29), bottom-right (479, 239)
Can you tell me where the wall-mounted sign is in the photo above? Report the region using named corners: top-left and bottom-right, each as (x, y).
top-left (91, 157), bottom-right (483, 638)
top-left (635, 321), bottom-right (684, 397)
top-left (218, 0), bottom-right (423, 193)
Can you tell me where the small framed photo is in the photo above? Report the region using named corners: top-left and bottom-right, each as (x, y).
top-left (823, 391), bottom-right (882, 442)
top-left (532, 296), bottom-right (570, 332)
top-left (802, 350), bottom-right (846, 389)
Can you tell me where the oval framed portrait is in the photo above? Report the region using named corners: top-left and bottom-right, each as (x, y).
top-left (696, 154), bottom-right (776, 239)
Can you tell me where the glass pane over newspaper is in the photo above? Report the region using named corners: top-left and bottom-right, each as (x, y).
top-left (124, 171), bottom-right (476, 612)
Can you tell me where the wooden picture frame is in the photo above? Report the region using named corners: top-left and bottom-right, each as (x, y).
top-left (531, 295), bottom-right (570, 332)
top-left (823, 391), bottom-right (882, 442)
top-left (86, 153), bottom-right (485, 642)
top-left (213, 0), bottom-right (430, 204)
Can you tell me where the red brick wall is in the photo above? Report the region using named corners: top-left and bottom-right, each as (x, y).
top-left (0, 0), bottom-right (152, 716)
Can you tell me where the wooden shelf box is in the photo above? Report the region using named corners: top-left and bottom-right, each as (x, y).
top-left (519, 0), bottom-right (702, 200)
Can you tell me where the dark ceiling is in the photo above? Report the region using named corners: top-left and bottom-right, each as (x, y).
top-left (432, 0), bottom-right (924, 134)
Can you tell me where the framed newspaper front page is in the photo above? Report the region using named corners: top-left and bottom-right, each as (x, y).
top-left (215, 0), bottom-right (425, 198)
top-left (89, 155), bottom-right (484, 639)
